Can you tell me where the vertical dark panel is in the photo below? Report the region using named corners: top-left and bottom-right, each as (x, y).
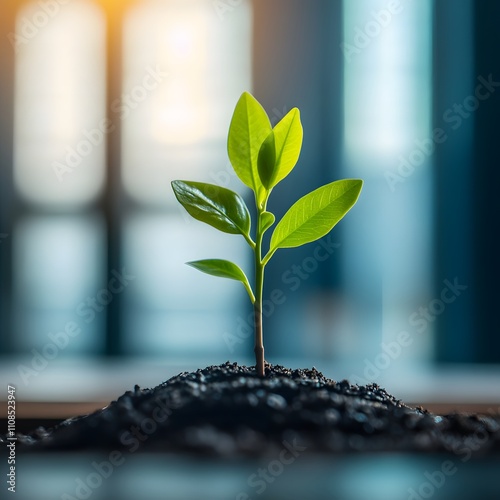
top-left (0, 1), bottom-right (17, 353)
top-left (472, 0), bottom-right (500, 362)
top-left (433, 0), bottom-right (476, 362)
top-left (252, 0), bottom-right (343, 357)
top-left (102, 2), bottom-right (124, 356)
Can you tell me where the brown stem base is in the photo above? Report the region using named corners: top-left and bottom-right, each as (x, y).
top-left (254, 345), bottom-right (265, 377)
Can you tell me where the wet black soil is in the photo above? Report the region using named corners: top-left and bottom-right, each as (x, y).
top-left (8, 362), bottom-right (500, 456)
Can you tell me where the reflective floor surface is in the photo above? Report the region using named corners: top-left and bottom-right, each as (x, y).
top-left (8, 452), bottom-right (500, 500)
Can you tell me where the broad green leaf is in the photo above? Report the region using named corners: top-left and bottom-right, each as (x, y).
top-left (227, 92), bottom-right (272, 198)
top-left (258, 108), bottom-right (303, 189)
top-left (172, 180), bottom-right (251, 236)
top-left (259, 211), bottom-right (275, 234)
top-left (186, 259), bottom-right (255, 303)
top-left (270, 179), bottom-right (363, 251)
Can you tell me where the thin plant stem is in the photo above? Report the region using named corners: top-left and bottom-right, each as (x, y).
top-left (254, 203), bottom-right (267, 376)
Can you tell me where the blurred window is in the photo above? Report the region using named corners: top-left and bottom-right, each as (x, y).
top-left (120, 0), bottom-right (251, 357)
top-left (14, 0), bottom-right (106, 207)
top-left (5, 0), bottom-right (489, 369)
top-left (7, 0), bottom-right (252, 360)
top-left (341, 0), bottom-right (434, 371)
top-left (12, 0), bottom-right (106, 354)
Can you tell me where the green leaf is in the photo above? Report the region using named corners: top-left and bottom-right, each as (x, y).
top-left (269, 179), bottom-right (363, 251)
top-left (172, 180), bottom-right (251, 237)
top-left (186, 259), bottom-right (255, 303)
top-left (257, 133), bottom-right (276, 189)
top-left (258, 108), bottom-right (303, 189)
top-left (259, 211), bottom-right (275, 234)
top-left (227, 92), bottom-right (272, 198)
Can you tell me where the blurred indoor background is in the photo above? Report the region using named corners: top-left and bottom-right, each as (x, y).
top-left (0, 0), bottom-right (499, 413)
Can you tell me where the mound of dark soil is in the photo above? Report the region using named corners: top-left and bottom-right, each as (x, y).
top-left (8, 362), bottom-right (500, 456)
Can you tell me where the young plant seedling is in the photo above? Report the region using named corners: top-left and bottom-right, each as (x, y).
top-left (172, 92), bottom-right (363, 377)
